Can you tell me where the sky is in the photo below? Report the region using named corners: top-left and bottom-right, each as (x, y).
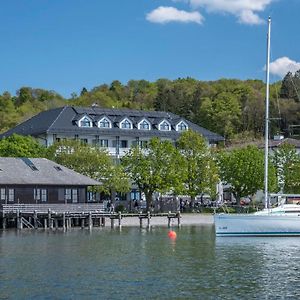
top-left (0, 0), bottom-right (299, 98)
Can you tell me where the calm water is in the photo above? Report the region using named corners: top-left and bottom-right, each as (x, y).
top-left (1, 225), bottom-right (300, 299)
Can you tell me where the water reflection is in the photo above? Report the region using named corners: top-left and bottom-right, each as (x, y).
top-left (1, 226), bottom-right (300, 299)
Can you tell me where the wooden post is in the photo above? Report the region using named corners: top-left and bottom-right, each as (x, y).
top-left (48, 209), bottom-right (52, 229)
top-left (63, 213), bottom-right (66, 231)
top-left (43, 218), bottom-right (47, 229)
top-left (110, 218), bottom-right (115, 229)
top-left (2, 217), bottom-right (6, 229)
top-left (67, 218), bottom-right (71, 229)
top-left (16, 210), bottom-right (21, 229)
top-left (19, 212), bottom-right (23, 230)
top-left (101, 217), bottom-right (105, 227)
top-left (147, 211), bottom-right (151, 229)
top-left (118, 211), bottom-right (122, 228)
top-left (34, 210), bottom-right (38, 229)
top-left (177, 211), bottom-right (181, 227)
top-left (139, 216), bottom-right (143, 228)
top-left (88, 212), bottom-right (93, 230)
top-left (81, 217), bottom-right (85, 229)
top-left (54, 217), bottom-right (58, 230)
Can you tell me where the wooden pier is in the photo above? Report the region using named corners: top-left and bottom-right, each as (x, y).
top-left (0, 204), bottom-right (181, 230)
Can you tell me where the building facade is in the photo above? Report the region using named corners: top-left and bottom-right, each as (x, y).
top-left (0, 106), bottom-right (224, 157)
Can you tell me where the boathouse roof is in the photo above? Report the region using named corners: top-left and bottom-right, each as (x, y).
top-left (0, 157), bottom-right (101, 186)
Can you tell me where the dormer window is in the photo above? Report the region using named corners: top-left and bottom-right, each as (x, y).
top-left (98, 117), bottom-right (111, 128)
top-left (138, 119), bottom-right (151, 130)
top-left (176, 121), bottom-right (188, 132)
top-left (159, 120), bottom-right (171, 131)
top-left (120, 118), bottom-right (132, 129)
top-left (79, 116), bottom-right (93, 128)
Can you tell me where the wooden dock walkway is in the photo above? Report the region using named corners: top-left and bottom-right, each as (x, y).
top-left (0, 204), bottom-right (181, 230)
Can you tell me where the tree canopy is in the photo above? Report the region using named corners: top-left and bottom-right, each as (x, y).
top-left (0, 134), bottom-right (46, 157)
top-left (1, 72), bottom-right (300, 144)
top-left (122, 138), bottom-right (184, 210)
top-left (47, 140), bottom-right (130, 195)
top-left (177, 130), bottom-right (219, 201)
top-left (218, 146), bottom-right (278, 201)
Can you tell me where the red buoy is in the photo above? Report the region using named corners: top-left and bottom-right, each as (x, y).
top-left (168, 230), bottom-right (177, 239)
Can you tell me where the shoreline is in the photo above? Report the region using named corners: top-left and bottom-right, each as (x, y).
top-left (117, 213), bottom-right (214, 227)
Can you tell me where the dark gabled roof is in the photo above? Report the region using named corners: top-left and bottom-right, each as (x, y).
top-left (0, 106), bottom-right (224, 142)
top-left (0, 157), bottom-right (101, 186)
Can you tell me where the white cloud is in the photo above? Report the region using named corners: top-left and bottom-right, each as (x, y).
top-left (146, 6), bottom-right (204, 25)
top-left (269, 57), bottom-right (300, 77)
top-left (186, 0), bottom-right (275, 24)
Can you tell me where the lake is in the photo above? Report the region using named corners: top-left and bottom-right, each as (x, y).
top-left (1, 225), bottom-right (300, 299)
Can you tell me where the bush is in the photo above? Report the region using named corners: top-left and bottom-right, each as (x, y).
top-left (115, 204), bottom-right (126, 213)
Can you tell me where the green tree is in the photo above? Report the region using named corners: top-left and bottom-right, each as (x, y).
top-left (177, 130), bottom-right (219, 204)
top-left (122, 138), bottom-right (184, 210)
top-left (272, 143), bottom-right (299, 192)
top-left (284, 159), bottom-right (300, 193)
top-left (218, 146), bottom-right (277, 203)
top-left (0, 134), bottom-right (46, 157)
top-left (47, 140), bottom-right (130, 196)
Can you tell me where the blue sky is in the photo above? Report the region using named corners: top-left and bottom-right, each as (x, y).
top-left (0, 0), bottom-right (299, 98)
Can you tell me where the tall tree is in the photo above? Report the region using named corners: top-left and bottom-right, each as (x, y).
top-left (177, 130), bottom-right (219, 204)
top-left (218, 146), bottom-right (278, 203)
top-left (272, 143), bottom-right (299, 192)
top-left (122, 138), bottom-right (184, 210)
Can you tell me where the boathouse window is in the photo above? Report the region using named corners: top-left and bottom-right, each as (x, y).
top-left (99, 117), bottom-right (111, 128)
top-left (0, 188), bottom-right (6, 201)
top-left (8, 189), bottom-right (14, 202)
top-left (65, 189), bottom-right (72, 201)
top-left (72, 189), bottom-right (78, 203)
top-left (41, 189), bottom-right (47, 202)
top-left (34, 188), bottom-right (41, 201)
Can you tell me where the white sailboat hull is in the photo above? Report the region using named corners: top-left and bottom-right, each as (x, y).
top-left (214, 214), bottom-right (300, 236)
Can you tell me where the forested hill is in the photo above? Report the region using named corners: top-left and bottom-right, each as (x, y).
top-left (0, 73), bottom-right (300, 142)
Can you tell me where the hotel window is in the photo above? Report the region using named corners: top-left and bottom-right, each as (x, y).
top-left (80, 138), bottom-right (88, 145)
top-left (80, 117), bottom-right (92, 127)
top-left (99, 118), bottom-right (110, 128)
top-left (159, 121), bottom-right (170, 131)
top-left (8, 189), bottom-right (14, 202)
top-left (41, 189), bottom-right (47, 202)
top-left (100, 139), bottom-right (109, 147)
top-left (120, 140), bottom-right (128, 148)
top-left (177, 122), bottom-right (188, 132)
top-left (139, 120), bottom-right (150, 130)
top-left (139, 141), bottom-right (148, 149)
top-left (120, 119), bottom-right (132, 129)
top-left (0, 188), bottom-right (6, 201)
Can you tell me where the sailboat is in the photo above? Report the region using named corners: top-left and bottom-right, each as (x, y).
top-left (214, 17), bottom-right (300, 236)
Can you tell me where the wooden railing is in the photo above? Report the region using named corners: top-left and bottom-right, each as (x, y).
top-left (0, 203), bottom-right (105, 214)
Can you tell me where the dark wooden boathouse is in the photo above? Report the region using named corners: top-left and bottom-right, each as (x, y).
top-left (0, 157), bottom-right (104, 228)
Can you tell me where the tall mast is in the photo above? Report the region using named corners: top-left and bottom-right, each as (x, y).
top-left (264, 17), bottom-right (271, 209)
